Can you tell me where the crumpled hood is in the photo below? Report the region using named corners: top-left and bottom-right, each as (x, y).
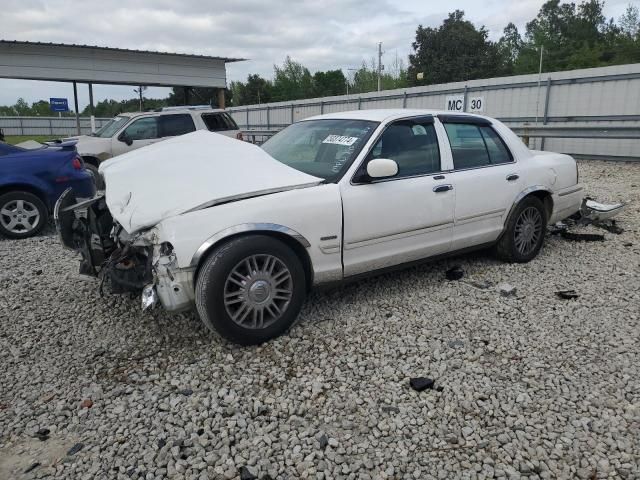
top-left (98, 130), bottom-right (321, 233)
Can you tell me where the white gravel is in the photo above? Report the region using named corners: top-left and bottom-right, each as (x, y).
top-left (1, 160), bottom-right (639, 480)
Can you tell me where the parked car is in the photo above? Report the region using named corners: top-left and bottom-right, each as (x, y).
top-left (0, 139), bottom-right (95, 238)
top-left (70, 106), bottom-right (242, 188)
top-left (56, 109), bottom-right (584, 344)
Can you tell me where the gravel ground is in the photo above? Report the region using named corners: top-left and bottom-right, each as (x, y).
top-left (1, 160), bottom-right (639, 480)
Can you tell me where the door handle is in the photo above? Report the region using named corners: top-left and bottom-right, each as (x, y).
top-left (433, 175), bottom-right (445, 180)
top-left (433, 184), bottom-right (453, 193)
top-left (506, 174), bottom-right (519, 181)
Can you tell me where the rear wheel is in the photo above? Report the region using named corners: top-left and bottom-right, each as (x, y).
top-left (0, 191), bottom-right (48, 239)
top-left (195, 235), bottom-right (307, 345)
top-left (496, 196), bottom-right (547, 263)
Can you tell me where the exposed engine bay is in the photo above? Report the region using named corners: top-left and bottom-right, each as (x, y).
top-left (54, 189), bottom-right (194, 311)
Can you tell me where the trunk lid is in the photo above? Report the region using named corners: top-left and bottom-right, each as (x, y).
top-left (98, 130), bottom-right (321, 233)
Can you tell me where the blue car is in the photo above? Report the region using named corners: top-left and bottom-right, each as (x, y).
top-left (0, 140), bottom-right (95, 239)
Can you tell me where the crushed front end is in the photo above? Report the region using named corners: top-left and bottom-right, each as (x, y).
top-left (54, 189), bottom-right (194, 312)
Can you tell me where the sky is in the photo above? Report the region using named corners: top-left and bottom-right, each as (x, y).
top-left (0, 0), bottom-right (634, 110)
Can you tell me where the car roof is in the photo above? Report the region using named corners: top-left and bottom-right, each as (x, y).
top-left (304, 109), bottom-right (489, 123)
top-left (118, 108), bottom-right (226, 118)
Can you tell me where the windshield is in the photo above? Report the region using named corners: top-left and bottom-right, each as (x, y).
top-left (94, 116), bottom-right (130, 138)
top-left (261, 119), bottom-right (378, 181)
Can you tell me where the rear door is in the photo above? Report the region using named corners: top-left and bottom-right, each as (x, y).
top-left (159, 113), bottom-right (196, 139)
top-left (439, 116), bottom-right (523, 250)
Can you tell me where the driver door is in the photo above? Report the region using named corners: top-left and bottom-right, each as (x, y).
top-left (341, 117), bottom-right (455, 277)
top-left (111, 116), bottom-right (160, 156)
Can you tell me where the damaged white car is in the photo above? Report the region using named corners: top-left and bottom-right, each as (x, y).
top-left (56, 110), bottom-right (586, 344)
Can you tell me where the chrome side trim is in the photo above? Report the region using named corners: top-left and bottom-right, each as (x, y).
top-left (190, 223), bottom-right (311, 268)
top-left (456, 208), bottom-right (505, 225)
top-left (558, 186), bottom-right (583, 197)
top-left (345, 221), bottom-right (453, 250)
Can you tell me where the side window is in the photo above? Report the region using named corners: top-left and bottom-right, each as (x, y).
top-left (202, 113), bottom-right (229, 132)
top-left (444, 123), bottom-right (513, 170)
top-left (366, 119), bottom-right (441, 178)
top-left (223, 113), bottom-right (239, 130)
top-left (479, 126), bottom-right (512, 164)
top-left (160, 114), bottom-right (196, 137)
top-left (123, 117), bottom-right (159, 141)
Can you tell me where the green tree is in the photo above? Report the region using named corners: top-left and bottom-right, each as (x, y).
top-left (272, 56), bottom-right (314, 102)
top-left (408, 10), bottom-right (502, 86)
top-left (230, 74), bottom-right (273, 106)
top-left (312, 70), bottom-right (347, 97)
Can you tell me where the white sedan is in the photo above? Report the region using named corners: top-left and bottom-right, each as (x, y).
top-left (56, 109), bottom-right (584, 344)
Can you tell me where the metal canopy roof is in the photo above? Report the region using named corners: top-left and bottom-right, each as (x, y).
top-left (0, 40), bottom-right (245, 88)
top-left (0, 40), bottom-right (245, 63)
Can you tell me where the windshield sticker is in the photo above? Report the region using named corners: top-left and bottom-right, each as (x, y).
top-left (322, 135), bottom-right (359, 146)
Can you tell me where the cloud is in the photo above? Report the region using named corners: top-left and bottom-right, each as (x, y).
top-left (0, 0), bottom-right (632, 107)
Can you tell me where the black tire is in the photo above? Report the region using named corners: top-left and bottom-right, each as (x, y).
top-left (0, 191), bottom-right (48, 239)
top-left (195, 235), bottom-right (307, 345)
top-left (496, 196), bottom-right (547, 263)
top-left (84, 162), bottom-right (105, 190)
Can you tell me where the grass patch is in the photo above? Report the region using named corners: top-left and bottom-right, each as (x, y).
top-left (3, 135), bottom-right (60, 145)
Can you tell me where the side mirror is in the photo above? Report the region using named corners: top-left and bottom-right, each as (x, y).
top-left (366, 158), bottom-right (398, 179)
top-left (120, 133), bottom-right (133, 146)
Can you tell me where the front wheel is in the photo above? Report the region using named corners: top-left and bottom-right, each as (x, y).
top-left (496, 196), bottom-right (547, 263)
top-left (0, 191), bottom-right (48, 239)
top-left (195, 235), bottom-right (307, 345)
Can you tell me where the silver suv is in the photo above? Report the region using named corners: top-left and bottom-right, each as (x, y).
top-left (72, 106), bottom-right (242, 187)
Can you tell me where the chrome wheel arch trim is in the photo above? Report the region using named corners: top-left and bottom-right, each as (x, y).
top-left (189, 223), bottom-right (311, 268)
top-left (502, 185), bottom-right (553, 234)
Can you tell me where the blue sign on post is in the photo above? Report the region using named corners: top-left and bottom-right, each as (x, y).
top-left (50, 98), bottom-right (69, 112)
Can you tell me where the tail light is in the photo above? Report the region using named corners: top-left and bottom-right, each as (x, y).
top-left (236, 132), bottom-right (244, 141)
top-left (72, 156), bottom-right (83, 170)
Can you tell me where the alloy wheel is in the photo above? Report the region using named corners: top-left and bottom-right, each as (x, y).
top-left (223, 254), bottom-right (293, 329)
top-left (0, 199), bottom-right (40, 234)
top-left (514, 206), bottom-right (543, 256)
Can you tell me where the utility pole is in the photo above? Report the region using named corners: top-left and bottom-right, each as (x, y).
top-left (377, 42), bottom-right (384, 92)
top-left (535, 45), bottom-right (544, 125)
top-left (133, 86), bottom-right (147, 111)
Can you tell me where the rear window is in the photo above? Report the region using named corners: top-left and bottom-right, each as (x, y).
top-left (202, 113), bottom-right (238, 132)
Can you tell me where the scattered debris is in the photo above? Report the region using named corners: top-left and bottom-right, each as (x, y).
top-left (623, 242), bottom-right (633, 247)
top-left (468, 280), bottom-right (491, 289)
top-left (594, 220), bottom-right (624, 235)
top-left (35, 428), bottom-right (50, 441)
top-left (239, 465), bottom-right (257, 480)
top-left (157, 439), bottom-right (166, 448)
top-left (409, 377), bottom-right (435, 392)
top-left (548, 222), bottom-right (569, 235)
top-left (23, 462), bottom-right (40, 474)
top-left (66, 443), bottom-right (84, 456)
top-left (33, 269), bottom-right (43, 275)
top-left (318, 433), bottom-right (329, 450)
top-left (197, 428), bottom-right (205, 436)
top-left (445, 265), bottom-right (464, 281)
top-left (385, 312), bottom-right (393, 318)
top-left (381, 405), bottom-right (400, 413)
top-left (498, 283), bottom-right (517, 297)
top-left (556, 290), bottom-right (580, 300)
top-left (179, 388), bottom-right (193, 396)
top-left (560, 231), bottom-right (605, 242)
top-left (80, 399), bottom-right (93, 409)
top-left (448, 340), bottom-right (465, 349)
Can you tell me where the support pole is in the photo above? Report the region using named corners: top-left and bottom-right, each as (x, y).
top-left (217, 89), bottom-right (225, 109)
top-left (73, 81), bottom-right (81, 135)
top-left (88, 83), bottom-right (96, 133)
top-left (183, 87), bottom-right (190, 105)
